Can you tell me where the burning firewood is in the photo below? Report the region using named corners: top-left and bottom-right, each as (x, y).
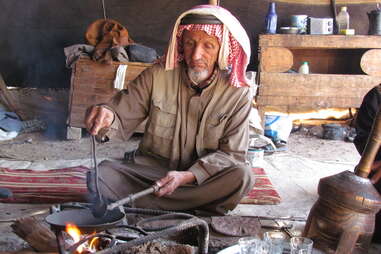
top-left (11, 216), bottom-right (58, 252)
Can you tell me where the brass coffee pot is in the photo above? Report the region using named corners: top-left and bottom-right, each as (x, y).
top-left (303, 107), bottom-right (381, 253)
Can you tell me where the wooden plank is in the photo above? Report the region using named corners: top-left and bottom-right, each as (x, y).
top-left (78, 58), bottom-right (152, 68)
top-left (256, 95), bottom-right (363, 108)
top-left (276, 0), bottom-right (379, 4)
top-left (260, 47), bottom-right (293, 73)
top-left (360, 49), bottom-right (381, 76)
top-left (259, 35), bottom-right (381, 49)
top-left (0, 252), bottom-right (57, 254)
top-left (75, 58), bottom-right (151, 79)
top-left (258, 105), bottom-right (356, 115)
top-left (258, 73), bottom-right (381, 97)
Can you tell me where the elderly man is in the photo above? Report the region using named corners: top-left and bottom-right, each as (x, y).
top-left (85, 5), bottom-right (254, 215)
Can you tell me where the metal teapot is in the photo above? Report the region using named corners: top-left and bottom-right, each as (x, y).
top-left (368, 4), bottom-right (381, 35)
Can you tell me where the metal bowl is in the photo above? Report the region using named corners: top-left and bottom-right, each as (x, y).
top-left (280, 26), bottom-right (300, 34)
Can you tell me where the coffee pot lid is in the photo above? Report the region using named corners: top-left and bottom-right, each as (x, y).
top-left (370, 9), bottom-right (381, 14)
top-left (370, 3), bottom-right (381, 13)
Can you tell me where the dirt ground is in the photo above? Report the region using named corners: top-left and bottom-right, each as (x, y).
top-left (0, 124), bottom-right (360, 164)
top-left (0, 124), bottom-right (365, 252)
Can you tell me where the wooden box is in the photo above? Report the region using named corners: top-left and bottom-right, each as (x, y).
top-left (67, 58), bottom-right (152, 129)
top-left (257, 34), bottom-right (381, 113)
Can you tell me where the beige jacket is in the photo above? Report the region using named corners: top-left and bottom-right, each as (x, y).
top-left (106, 63), bottom-right (252, 184)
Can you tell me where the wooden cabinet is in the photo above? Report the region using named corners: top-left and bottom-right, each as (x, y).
top-left (256, 34), bottom-right (381, 113)
top-left (66, 58), bottom-right (152, 139)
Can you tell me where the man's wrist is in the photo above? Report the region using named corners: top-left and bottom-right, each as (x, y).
top-left (182, 171), bottom-right (196, 184)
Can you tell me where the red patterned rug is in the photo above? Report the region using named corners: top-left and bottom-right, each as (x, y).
top-left (240, 167), bottom-right (281, 205)
top-left (0, 166), bottom-right (281, 205)
top-left (0, 166), bottom-right (89, 203)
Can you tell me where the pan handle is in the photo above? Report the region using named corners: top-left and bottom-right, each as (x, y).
top-left (107, 185), bottom-right (160, 211)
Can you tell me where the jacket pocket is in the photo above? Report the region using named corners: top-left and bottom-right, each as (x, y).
top-left (146, 100), bottom-right (176, 139)
top-left (204, 113), bottom-right (227, 148)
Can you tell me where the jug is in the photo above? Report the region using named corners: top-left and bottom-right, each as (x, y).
top-left (368, 7), bottom-right (381, 35)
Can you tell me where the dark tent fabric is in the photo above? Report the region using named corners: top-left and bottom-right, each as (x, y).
top-left (0, 0), bottom-right (375, 88)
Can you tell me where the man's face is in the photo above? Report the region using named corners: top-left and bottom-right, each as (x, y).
top-left (182, 30), bottom-right (220, 84)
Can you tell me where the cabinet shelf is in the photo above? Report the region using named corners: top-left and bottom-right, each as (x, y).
top-left (259, 34), bottom-right (381, 49)
top-left (257, 34), bottom-right (381, 112)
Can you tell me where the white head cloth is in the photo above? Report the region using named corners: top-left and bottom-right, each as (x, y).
top-left (165, 4), bottom-right (251, 87)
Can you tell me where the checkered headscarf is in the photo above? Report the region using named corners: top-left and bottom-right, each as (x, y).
top-left (165, 5), bottom-right (251, 88)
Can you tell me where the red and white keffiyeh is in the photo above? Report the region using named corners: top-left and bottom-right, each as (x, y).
top-left (165, 5), bottom-right (251, 88)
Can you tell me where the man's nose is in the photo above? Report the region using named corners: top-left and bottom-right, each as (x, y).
top-left (191, 45), bottom-right (203, 61)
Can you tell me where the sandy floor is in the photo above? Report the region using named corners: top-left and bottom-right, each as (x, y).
top-left (0, 127), bottom-right (379, 253)
top-left (0, 125), bottom-right (359, 164)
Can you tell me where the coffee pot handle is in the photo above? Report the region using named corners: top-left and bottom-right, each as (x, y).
top-left (356, 106), bottom-right (381, 178)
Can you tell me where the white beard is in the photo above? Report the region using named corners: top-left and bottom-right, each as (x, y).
top-left (187, 68), bottom-right (209, 85)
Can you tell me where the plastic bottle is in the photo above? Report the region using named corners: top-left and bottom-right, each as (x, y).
top-left (264, 2), bottom-right (277, 34)
top-left (336, 6), bottom-right (350, 33)
top-left (298, 61), bottom-right (309, 74)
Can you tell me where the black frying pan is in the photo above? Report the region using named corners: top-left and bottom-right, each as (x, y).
top-left (45, 208), bottom-right (125, 233)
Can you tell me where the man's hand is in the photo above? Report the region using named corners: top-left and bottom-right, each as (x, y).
top-left (155, 171), bottom-right (196, 197)
top-left (85, 105), bottom-right (114, 136)
top-left (371, 160), bottom-right (381, 184)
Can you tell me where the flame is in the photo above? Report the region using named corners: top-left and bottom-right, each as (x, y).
top-left (65, 223), bottom-right (100, 253)
top-left (65, 223), bottom-right (85, 253)
top-left (89, 237), bottom-right (99, 252)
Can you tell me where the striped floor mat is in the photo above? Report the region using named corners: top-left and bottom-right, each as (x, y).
top-left (0, 166), bottom-right (88, 203)
top-left (0, 166), bottom-right (281, 205)
top-left (240, 167), bottom-right (281, 205)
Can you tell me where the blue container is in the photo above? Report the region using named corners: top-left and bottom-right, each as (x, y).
top-left (265, 2), bottom-right (277, 34)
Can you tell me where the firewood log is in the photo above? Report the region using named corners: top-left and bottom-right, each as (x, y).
top-left (0, 252), bottom-right (57, 254)
top-left (11, 216), bottom-right (58, 252)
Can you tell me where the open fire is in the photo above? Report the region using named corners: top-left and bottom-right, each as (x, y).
top-left (65, 223), bottom-right (98, 253)
top-left (45, 205), bottom-right (209, 254)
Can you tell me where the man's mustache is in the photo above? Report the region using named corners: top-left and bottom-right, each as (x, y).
top-left (190, 59), bottom-right (207, 67)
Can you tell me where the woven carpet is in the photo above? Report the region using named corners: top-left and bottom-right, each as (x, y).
top-left (240, 167), bottom-right (281, 205)
top-left (0, 166), bottom-right (281, 205)
top-left (0, 166), bottom-right (89, 203)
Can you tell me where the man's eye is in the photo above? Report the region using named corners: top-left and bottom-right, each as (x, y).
top-left (204, 43), bottom-right (215, 49)
top-left (184, 41), bottom-right (194, 47)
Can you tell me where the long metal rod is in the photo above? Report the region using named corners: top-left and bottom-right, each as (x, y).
top-left (107, 185), bottom-right (159, 210)
top-left (356, 106), bottom-right (381, 178)
top-left (91, 136), bottom-right (102, 200)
